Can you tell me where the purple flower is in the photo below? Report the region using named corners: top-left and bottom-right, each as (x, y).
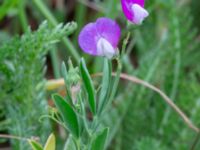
top-left (121, 0), bottom-right (149, 24)
top-left (78, 17), bottom-right (121, 59)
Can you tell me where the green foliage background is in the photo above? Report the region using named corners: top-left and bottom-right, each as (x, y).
top-left (0, 0), bottom-right (200, 150)
top-left (0, 21), bottom-right (77, 149)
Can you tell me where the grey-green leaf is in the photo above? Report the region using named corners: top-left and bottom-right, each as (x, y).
top-left (80, 58), bottom-right (96, 115)
top-left (91, 128), bottom-right (109, 150)
top-left (98, 58), bottom-right (112, 114)
top-left (61, 62), bottom-right (73, 104)
top-left (53, 94), bottom-right (79, 138)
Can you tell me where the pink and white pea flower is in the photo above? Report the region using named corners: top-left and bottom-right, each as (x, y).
top-left (121, 0), bottom-right (149, 24)
top-left (78, 17), bottom-right (121, 59)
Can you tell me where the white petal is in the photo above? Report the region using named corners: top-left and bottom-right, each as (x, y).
top-left (97, 38), bottom-right (116, 59)
top-left (131, 4), bottom-right (149, 24)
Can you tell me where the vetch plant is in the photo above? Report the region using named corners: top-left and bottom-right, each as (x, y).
top-left (121, 0), bottom-right (149, 24)
top-left (43, 13), bottom-right (200, 149)
top-left (37, 18), bottom-right (128, 149)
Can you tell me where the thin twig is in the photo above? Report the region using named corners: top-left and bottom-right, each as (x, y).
top-left (116, 73), bottom-right (199, 133)
top-left (0, 134), bottom-right (32, 141)
top-left (46, 72), bottom-right (200, 133)
top-left (46, 78), bottom-right (65, 90)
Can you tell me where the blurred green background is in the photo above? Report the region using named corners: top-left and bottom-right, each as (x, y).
top-left (0, 0), bottom-right (200, 149)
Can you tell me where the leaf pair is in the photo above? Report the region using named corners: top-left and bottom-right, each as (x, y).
top-left (80, 58), bottom-right (113, 116)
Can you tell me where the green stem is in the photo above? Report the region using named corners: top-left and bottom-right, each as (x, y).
top-left (39, 115), bottom-right (64, 128)
top-left (32, 0), bottom-right (57, 26)
top-left (18, 0), bottom-right (28, 32)
top-left (75, 138), bottom-right (81, 150)
top-left (78, 92), bottom-right (90, 135)
top-left (50, 48), bottom-right (60, 78)
top-left (100, 57), bottom-right (122, 115)
top-left (190, 131), bottom-right (200, 150)
top-left (73, 3), bottom-right (87, 44)
top-left (109, 57), bottom-right (122, 102)
top-left (62, 38), bottom-right (80, 63)
top-left (32, 0), bottom-right (80, 63)
top-left (99, 34), bottom-right (129, 116)
top-left (106, 0), bottom-right (118, 19)
top-left (104, 34), bottom-right (129, 109)
top-left (91, 115), bottom-right (99, 133)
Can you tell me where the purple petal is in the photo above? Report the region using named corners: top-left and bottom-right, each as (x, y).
top-left (131, 4), bottom-right (149, 24)
top-left (97, 38), bottom-right (116, 59)
top-left (78, 23), bottom-right (99, 56)
top-left (121, 0), bottom-right (147, 24)
top-left (78, 17), bottom-right (121, 57)
top-left (95, 18), bottom-right (121, 48)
